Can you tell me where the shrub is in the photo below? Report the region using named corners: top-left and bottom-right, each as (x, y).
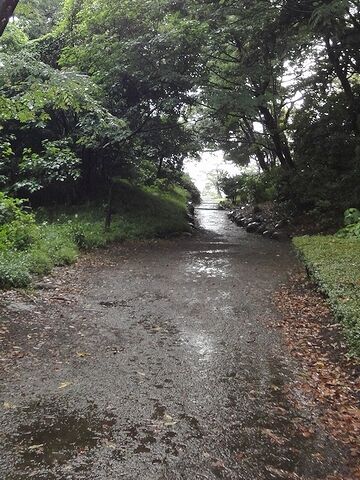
top-left (344, 208), bottom-right (360, 226)
top-left (40, 224), bottom-right (79, 265)
top-left (69, 222), bottom-right (107, 249)
top-left (26, 248), bottom-right (53, 275)
top-left (0, 193), bottom-right (38, 251)
top-left (52, 245), bottom-right (78, 265)
top-left (0, 252), bottom-right (32, 288)
top-left (0, 193), bottom-right (28, 225)
top-left (217, 171), bottom-right (277, 205)
top-left (337, 223), bottom-right (360, 239)
top-left (179, 174), bottom-right (201, 205)
top-left (336, 208), bottom-right (360, 239)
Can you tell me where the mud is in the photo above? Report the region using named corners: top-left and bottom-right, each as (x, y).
top-left (0, 204), bottom-right (349, 479)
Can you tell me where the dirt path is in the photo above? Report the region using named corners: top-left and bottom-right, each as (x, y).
top-left (0, 206), bottom-right (349, 479)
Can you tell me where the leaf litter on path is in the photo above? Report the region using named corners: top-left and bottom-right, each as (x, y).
top-left (273, 272), bottom-right (360, 479)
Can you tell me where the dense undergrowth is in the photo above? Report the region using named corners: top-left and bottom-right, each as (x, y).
top-left (0, 183), bottom-right (191, 289)
top-left (293, 236), bottom-right (360, 357)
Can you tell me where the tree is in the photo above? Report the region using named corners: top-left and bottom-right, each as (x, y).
top-left (13, 0), bottom-right (62, 39)
top-left (0, 51), bottom-right (128, 203)
top-left (0, 0), bottom-right (19, 37)
top-left (0, 0), bottom-right (359, 219)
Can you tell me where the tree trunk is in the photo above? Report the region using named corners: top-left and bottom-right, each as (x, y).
top-left (325, 35), bottom-right (359, 134)
top-left (258, 105), bottom-right (294, 169)
top-left (255, 148), bottom-right (270, 172)
top-left (157, 157), bottom-right (163, 178)
top-left (241, 118), bottom-right (270, 171)
top-left (0, 0), bottom-right (19, 37)
top-left (104, 180), bottom-right (114, 231)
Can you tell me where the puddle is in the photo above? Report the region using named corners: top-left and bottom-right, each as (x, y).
top-left (182, 330), bottom-right (215, 362)
top-left (185, 256), bottom-right (230, 279)
top-left (196, 206), bottom-right (247, 240)
top-left (7, 401), bottom-right (116, 474)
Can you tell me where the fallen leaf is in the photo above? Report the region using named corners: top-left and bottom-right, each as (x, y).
top-left (28, 444), bottom-right (44, 450)
top-left (211, 459), bottom-right (225, 471)
top-left (163, 413), bottom-right (178, 426)
top-left (261, 428), bottom-right (286, 445)
top-left (58, 381), bottom-right (72, 389)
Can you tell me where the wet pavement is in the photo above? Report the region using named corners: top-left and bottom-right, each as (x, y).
top-left (0, 205), bottom-right (348, 479)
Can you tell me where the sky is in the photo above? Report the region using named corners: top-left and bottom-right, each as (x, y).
top-left (184, 151), bottom-right (241, 194)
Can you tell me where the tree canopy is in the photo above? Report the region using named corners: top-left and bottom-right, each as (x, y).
top-left (0, 0), bottom-right (359, 213)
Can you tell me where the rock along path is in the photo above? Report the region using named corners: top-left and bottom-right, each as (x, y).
top-left (0, 205), bottom-right (349, 479)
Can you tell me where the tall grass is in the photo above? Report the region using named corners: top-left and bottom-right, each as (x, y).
top-left (0, 183), bottom-right (190, 289)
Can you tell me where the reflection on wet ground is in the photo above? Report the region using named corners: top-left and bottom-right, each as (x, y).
top-left (0, 203), bottom-right (347, 479)
top-left (4, 401), bottom-right (116, 479)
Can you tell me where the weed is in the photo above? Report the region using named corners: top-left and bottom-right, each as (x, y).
top-left (0, 184), bottom-right (190, 289)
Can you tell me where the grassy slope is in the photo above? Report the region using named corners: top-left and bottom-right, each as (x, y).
top-left (0, 183), bottom-right (190, 289)
top-left (293, 236), bottom-right (360, 356)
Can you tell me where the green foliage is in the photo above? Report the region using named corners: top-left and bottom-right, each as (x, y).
top-left (179, 174), bottom-right (201, 205)
top-left (217, 173), bottom-right (241, 204)
top-left (336, 208), bottom-right (360, 239)
top-left (278, 89), bottom-right (360, 217)
top-left (0, 252), bottom-right (32, 288)
top-left (0, 23), bottom-right (29, 52)
top-left (0, 193), bottom-right (38, 251)
top-left (0, 193), bottom-right (29, 225)
top-left (25, 247), bottom-right (53, 275)
top-left (0, 0), bottom-right (359, 235)
top-left (67, 221), bottom-right (109, 250)
top-left (294, 235), bottom-right (360, 357)
top-left (0, 51), bottom-right (99, 122)
top-left (14, 0), bottom-right (62, 39)
top-left (240, 173), bottom-right (277, 205)
top-left (344, 208), bottom-right (360, 226)
top-left (0, 185), bottom-right (190, 289)
top-left (217, 171), bottom-right (277, 205)
top-left (39, 224), bottom-right (78, 265)
top-left (17, 140), bottom-right (81, 193)
top-left (336, 222), bottom-right (360, 239)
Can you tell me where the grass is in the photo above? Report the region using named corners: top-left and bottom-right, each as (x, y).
top-left (293, 235), bottom-right (360, 357)
top-left (0, 183), bottom-right (190, 289)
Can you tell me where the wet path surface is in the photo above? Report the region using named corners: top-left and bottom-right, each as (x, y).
top-left (0, 206), bottom-right (347, 479)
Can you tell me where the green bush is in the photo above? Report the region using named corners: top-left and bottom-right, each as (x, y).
top-left (344, 208), bottom-right (360, 226)
top-left (241, 173), bottom-right (277, 204)
top-left (26, 247), bottom-right (53, 275)
top-left (337, 223), bottom-right (360, 239)
top-left (217, 170), bottom-right (278, 205)
top-left (179, 174), bottom-right (201, 205)
top-left (336, 208), bottom-right (360, 239)
top-left (0, 251), bottom-right (32, 288)
top-left (294, 235), bottom-right (360, 357)
top-left (69, 222), bottom-right (108, 249)
top-left (0, 193), bottom-right (28, 224)
top-left (0, 193), bottom-right (39, 251)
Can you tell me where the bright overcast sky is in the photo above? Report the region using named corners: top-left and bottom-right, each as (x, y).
top-left (184, 151), bottom-right (242, 193)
